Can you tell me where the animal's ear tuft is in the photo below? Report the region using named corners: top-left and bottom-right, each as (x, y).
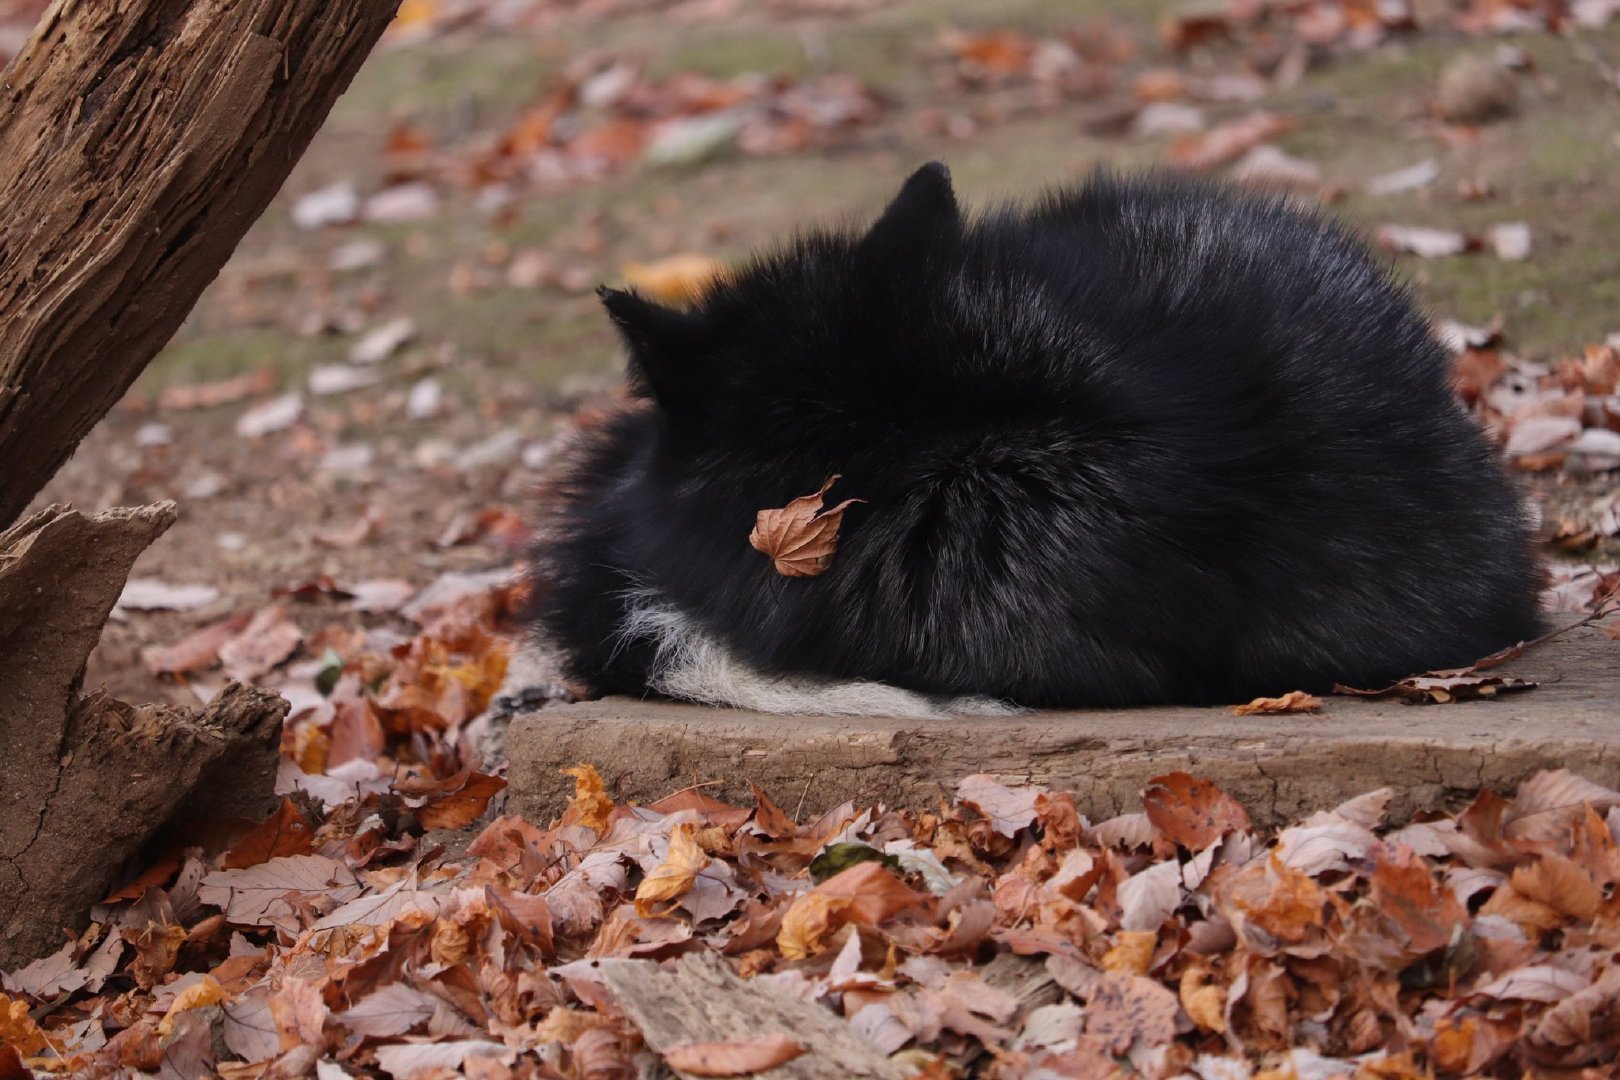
top-left (861, 161), bottom-right (961, 257)
top-left (597, 286), bottom-right (709, 408)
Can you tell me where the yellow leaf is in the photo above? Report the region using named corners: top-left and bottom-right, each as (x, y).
top-left (620, 254), bottom-right (728, 306)
top-left (0, 994), bottom-right (56, 1056)
top-left (393, 0), bottom-right (437, 31)
top-left (776, 862), bottom-right (924, 960)
top-left (778, 892), bottom-right (849, 962)
top-left (635, 823), bottom-right (711, 916)
top-left (562, 764), bottom-right (615, 833)
top-left (1101, 929), bottom-right (1157, 975)
top-left (157, 975), bottom-right (232, 1036)
top-left (1179, 965), bottom-right (1227, 1034)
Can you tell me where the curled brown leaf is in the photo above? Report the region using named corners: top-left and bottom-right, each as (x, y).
top-left (748, 475), bottom-right (863, 578)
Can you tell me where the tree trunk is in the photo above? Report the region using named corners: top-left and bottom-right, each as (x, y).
top-left (0, 504), bottom-right (287, 970)
top-left (0, 0), bottom-right (400, 528)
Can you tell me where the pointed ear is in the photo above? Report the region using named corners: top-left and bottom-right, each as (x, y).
top-left (598, 286), bottom-right (709, 407)
top-left (861, 162), bottom-right (961, 258)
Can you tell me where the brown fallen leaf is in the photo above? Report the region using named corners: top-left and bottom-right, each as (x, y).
top-left (156, 975), bottom-right (232, 1037)
top-left (1143, 772), bottom-right (1251, 850)
top-left (635, 822), bottom-right (711, 917)
top-left (561, 763), bottom-right (616, 833)
top-left (748, 475), bottom-right (863, 578)
top-left (957, 774), bottom-right (1042, 837)
top-left (101, 858), bottom-right (182, 904)
top-left (620, 254), bottom-right (728, 306)
top-left (662, 1033), bottom-right (804, 1076)
top-left (218, 605), bottom-right (303, 682)
top-left (146, 611), bottom-right (254, 676)
top-left (1084, 972), bottom-right (1179, 1055)
top-left (1368, 842), bottom-right (1468, 957)
top-left (1231, 690), bottom-right (1322, 715)
top-left (778, 861), bottom-right (926, 960)
top-left (414, 771), bottom-right (508, 830)
top-left (158, 368), bottom-right (276, 411)
top-left (1169, 111), bottom-right (1294, 168)
top-left (1333, 673), bottom-right (1536, 704)
top-left (222, 797), bottom-right (315, 869)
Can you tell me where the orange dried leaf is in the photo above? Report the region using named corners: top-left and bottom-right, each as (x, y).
top-left (223, 798), bottom-right (314, 869)
top-left (1179, 966), bottom-right (1226, 1034)
top-left (1143, 772), bottom-right (1251, 850)
top-left (268, 975), bottom-right (328, 1053)
top-left (1368, 843), bottom-right (1468, 955)
top-left (101, 857), bottom-right (181, 904)
top-left (1430, 1012), bottom-right (1513, 1075)
top-left (417, 771), bottom-right (507, 830)
top-left (1231, 690), bottom-right (1322, 716)
top-left (777, 891), bottom-right (845, 962)
top-left (0, 994), bottom-right (57, 1056)
top-left (748, 476), bottom-right (863, 578)
top-left (562, 763), bottom-right (615, 832)
top-left (620, 254), bottom-right (728, 306)
top-left (750, 781), bottom-right (798, 838)
top-left (1510, 855), bottom-right (1600, 923)
top-left (778, 862), bottom-right (924, 960)
top-left (1223, 856), bottom-right (1331, 947)
top-left (635, 823), bottom-right (711, 917)
top-left (157, 975), bottom-right (232, 1037)
top-left (663, 1033), bottom-right (804, 1076)
top-left (1101, 929), bottom-right (1157, 975)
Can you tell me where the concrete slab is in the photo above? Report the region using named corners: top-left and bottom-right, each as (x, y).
top-left (505, 627), bottom-right (1620, 829)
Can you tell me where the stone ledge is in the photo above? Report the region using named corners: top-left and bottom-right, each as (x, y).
top-left (505, 627), bottom-right (1619, 828)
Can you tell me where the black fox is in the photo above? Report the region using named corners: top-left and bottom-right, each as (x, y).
top-left (530, 163), bottom-right (1543, 714)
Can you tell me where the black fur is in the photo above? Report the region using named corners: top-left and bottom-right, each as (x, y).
top-left (533, 164), bottom-right (1543, 708)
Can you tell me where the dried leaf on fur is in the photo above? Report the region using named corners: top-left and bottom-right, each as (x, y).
top-left (748, 475), bottom-right (863, 578)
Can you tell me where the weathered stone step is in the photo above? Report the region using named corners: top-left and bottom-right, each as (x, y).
top-left (505, 627), bottom-right (1619, 829)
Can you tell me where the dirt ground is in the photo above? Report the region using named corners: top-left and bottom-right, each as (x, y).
top-left (20, 0), bottom-right (1620, 705)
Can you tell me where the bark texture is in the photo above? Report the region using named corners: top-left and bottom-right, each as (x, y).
top-left (0, 505), bottom-right (285, 969)
top-left (600, 953), bottom-right (909, 1080)
top-left (0, 0), bottom-right (400, 528)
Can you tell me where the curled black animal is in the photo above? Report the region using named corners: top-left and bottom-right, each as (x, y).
top-left (530, 163), bottom-right (1543, 717)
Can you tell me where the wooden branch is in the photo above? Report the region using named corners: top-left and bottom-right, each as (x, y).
top-left (599, 953), bottom-right (910, 1080)
top-left (0, 0), bottom-right (401, 528)
top-left (0, 505), bottom-right (286, 969)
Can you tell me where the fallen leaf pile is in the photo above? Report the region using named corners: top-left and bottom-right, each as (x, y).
top-left (1450, 329), bottom-right (1620, 475)
top-left (437, 57), bottom-right (881, 194)
top-left (10, 751), bottom-right (1620, 1077)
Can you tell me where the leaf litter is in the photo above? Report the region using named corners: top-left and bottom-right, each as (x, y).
top-left (11, 553), bottom-right (1620, 1079)
top-left (14, 0), bottom-right (1620, 1074)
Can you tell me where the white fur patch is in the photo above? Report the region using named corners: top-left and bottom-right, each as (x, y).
top-left (618, 589), bottom-right (1018, 719)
